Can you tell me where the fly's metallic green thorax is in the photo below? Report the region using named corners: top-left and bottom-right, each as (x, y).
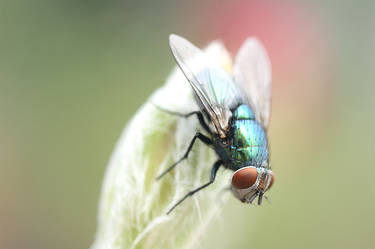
top-left (229, 105), bottom-right (269, 169)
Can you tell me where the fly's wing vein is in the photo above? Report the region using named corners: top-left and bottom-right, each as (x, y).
top-left (169, 35), bottom-right (219, 120)
top-left (169, 34), bottom-right (247, 137)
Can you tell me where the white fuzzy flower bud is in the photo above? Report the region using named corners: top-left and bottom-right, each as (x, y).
top-left (91, 41), bottom-right (233, 249)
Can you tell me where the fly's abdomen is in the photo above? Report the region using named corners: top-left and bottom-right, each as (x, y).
top-left (230, 105), bottom-right (268, 169)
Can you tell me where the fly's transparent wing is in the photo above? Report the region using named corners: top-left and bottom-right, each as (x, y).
top-left (234, 38), bottom-right (272, 129)
top-left (169, 34), bottom-right (247, 137)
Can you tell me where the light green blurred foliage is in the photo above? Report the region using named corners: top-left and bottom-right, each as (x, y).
top-left (1, 0), bottom-right (375, 249)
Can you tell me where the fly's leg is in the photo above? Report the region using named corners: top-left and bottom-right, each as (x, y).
top-left (156, 132), bottom-right (212, 180)
top-left (166, 160), bottom-right (222, 215)
top-left (153, 104), bottom-right (211, 134)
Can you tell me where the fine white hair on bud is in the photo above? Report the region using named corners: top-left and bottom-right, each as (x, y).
top-left (91, 41), bottom-right (233, 249)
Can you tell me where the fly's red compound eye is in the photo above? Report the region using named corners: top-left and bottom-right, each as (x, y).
top-left (232, 167), bottom-right (258, 189)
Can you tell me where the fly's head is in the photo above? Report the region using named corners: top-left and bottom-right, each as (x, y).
top-left (231, 166), bottom-right (274, 205)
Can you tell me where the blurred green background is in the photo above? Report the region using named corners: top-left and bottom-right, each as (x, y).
top-left (1, 0), bottom-right (374, 248)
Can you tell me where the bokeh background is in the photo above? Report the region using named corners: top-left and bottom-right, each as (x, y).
top-left (1, 0), bottom-right (375, 248)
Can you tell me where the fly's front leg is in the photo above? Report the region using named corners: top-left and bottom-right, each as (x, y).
top-left (166, 160), bottom-right (223, 214)
top-left (152, 104), bottom-right (211, 134)
top-left (156, 132), bottom-right (212, 180)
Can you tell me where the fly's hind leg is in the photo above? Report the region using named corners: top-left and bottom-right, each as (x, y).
top-left (152, 104), bottom-right (211, 134)
top-left (156, 132), bottom-right (212, 180)
top-left (166, 160), bottom-right (223, 214)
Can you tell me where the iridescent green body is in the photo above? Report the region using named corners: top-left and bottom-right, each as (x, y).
top-left (230, 104), bottom-right (268, 168)
top-left (217, 104), bottom-right (268, 170)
